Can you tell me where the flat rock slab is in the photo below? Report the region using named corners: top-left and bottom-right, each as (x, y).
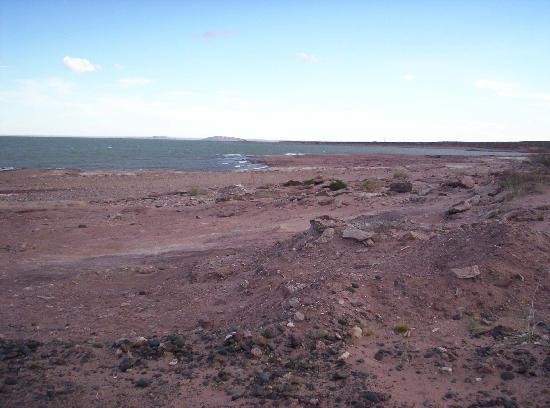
top-left (451, 265), bottom-right (481, 279)
top-left (342, 226), bottom-right (374, 241)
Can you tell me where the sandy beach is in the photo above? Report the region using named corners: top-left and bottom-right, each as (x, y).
top-left (1, 153), bottom-right (549, 407)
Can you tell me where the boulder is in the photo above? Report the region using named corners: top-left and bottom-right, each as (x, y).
top-left (445, 176), bottom-right (475, 189)
top-left (342, 226), bottom-right (374, 242)
top-left (316, 227), bottom-right (336, 243)
top-left (310, 215), bottom-right (345, 233)
top-left (215, 184), bottom-right (248, 202)
top-left (316, 196), bottom-right (335, 206)
top-left (446, 195), bottom-right (481, 216)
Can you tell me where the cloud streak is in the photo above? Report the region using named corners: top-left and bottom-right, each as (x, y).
top-left (295, 52), bottom-right (319, 63)
top-left (475, 79), bottom-right (519, 96)
top-left (475, 79), bottom-right (550, 102)
top-left (118, 77), bottom-right (152, 88)
top-left (201, 31), bottom-right (234, 40)
top-left (63, 56), bottom-right (97, 73)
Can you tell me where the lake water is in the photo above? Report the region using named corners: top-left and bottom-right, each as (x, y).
top-left (0, 136), bottom-right (522, 171)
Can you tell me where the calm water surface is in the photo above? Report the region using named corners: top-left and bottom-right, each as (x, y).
top-left (0, 136), bottom-right (522, 171)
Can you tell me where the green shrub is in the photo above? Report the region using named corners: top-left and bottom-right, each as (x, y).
top-left (327, 180), bottom-right (347, 191)
top-left (393, 322), bottom-right (410, 335)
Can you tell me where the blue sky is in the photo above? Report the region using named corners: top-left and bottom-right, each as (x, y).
top-left (1, 0), bottom-right (549, 141)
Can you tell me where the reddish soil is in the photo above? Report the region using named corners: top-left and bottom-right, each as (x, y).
top-left (0, 153), bottom-right (549, 407)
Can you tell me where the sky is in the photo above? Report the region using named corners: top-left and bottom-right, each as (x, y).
top-left (1, 0), bottom-right (549, 142)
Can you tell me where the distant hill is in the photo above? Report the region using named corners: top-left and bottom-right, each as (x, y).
top-left (203, 136), bottom-right (246, 142)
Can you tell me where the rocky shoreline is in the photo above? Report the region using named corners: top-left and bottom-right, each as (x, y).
top-left (1, 153), bottom-right (549, 407)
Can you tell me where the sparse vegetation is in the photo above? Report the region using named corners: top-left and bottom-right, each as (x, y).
top-left (303, 178), bottom-right (324, 185)
top-left (188, 186), bottom-right (204, 196)
top-left (327, 179), bottom-right (347, 191)
top-left (393, 322), bottom-right (410, 335)
top-left (468, 315), bottom-right (483, 335)
top-left (393, 170), bottom-right (410, 180)
top-left (498, 170), bottom-right (547, 195)
top-left (361, 178), bottom-right (383, 192)
top-left (531, 153), bottom-right (550, 169)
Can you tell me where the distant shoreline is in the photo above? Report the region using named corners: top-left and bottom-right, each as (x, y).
top-left (282, 140), bottom-right (550, 153)
top-left (1, 134), bottom-right (548, 154)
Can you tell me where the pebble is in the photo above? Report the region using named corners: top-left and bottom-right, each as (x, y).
top-left (350, 326), bottom-right (363, 339)
top-left (501, 371), bottom-right (515, 381)
top-left (288, 297), bottom-right (299, 307)
top-left (294, 311), bottom-right (305, 321)
top-left (250, 347), bottom-right (263, 358)
top-left (439, 366), bottom-right (453, 375)
top-left (339, 351), bottom-right (350, 360)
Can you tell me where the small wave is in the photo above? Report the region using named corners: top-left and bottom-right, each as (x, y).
top-left (223, 153), bottom-right (243, 157)
top-left (0, 166), bottom-right (16, 172)
top-left (284, 152), bottom-right (305, 156)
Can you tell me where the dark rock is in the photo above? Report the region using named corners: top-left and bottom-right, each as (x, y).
top-left (352, 370), bottom-right (370, 378)
top-left (374, 349), bottom-right (391, 361)
top-left (501, 371), bottom-right (514, 381)
top-left (484, 325), bottom-right (516, 340)
top-left (256, 371), bottom-right (271, 385)
top-left (218, 370), bottom-right (230, 381)
top-left (4, 376), bottom-right (17, 386)
top-left (332, 370), bottom-right (349, 380)
top-left (362, 391), bottom-right (389, 403)
top-left (147, 338), bottom-right (160, 348)
top-left (119, 357), bottom-right (132, 372)
top-left (389, 182), bottom-right (412, 193)
top-left (288, 333), bottom-right (302, 348)
top-left (135, 378), bottom-right (150, 388)
top-left (262, 325), bottom-right (278, 339)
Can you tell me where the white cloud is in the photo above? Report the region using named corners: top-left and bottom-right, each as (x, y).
top-left (475, 79), bottom-right (550, 102)
top-left (295, 52), bottom-right (319, 63)
top-left (475, 79), bottom-right (519, 96)
top-left (118, 77), bottom-right (152, 88)
top-left (114, 63), bottom-right (124, 70)
top-left (402, 74), bottom-right (415, 81)
top-left (63, 56), bottom-right (98, 73)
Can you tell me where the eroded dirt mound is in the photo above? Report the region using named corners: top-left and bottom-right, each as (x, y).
top-left (1, 216), bottom-right (549, 407)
